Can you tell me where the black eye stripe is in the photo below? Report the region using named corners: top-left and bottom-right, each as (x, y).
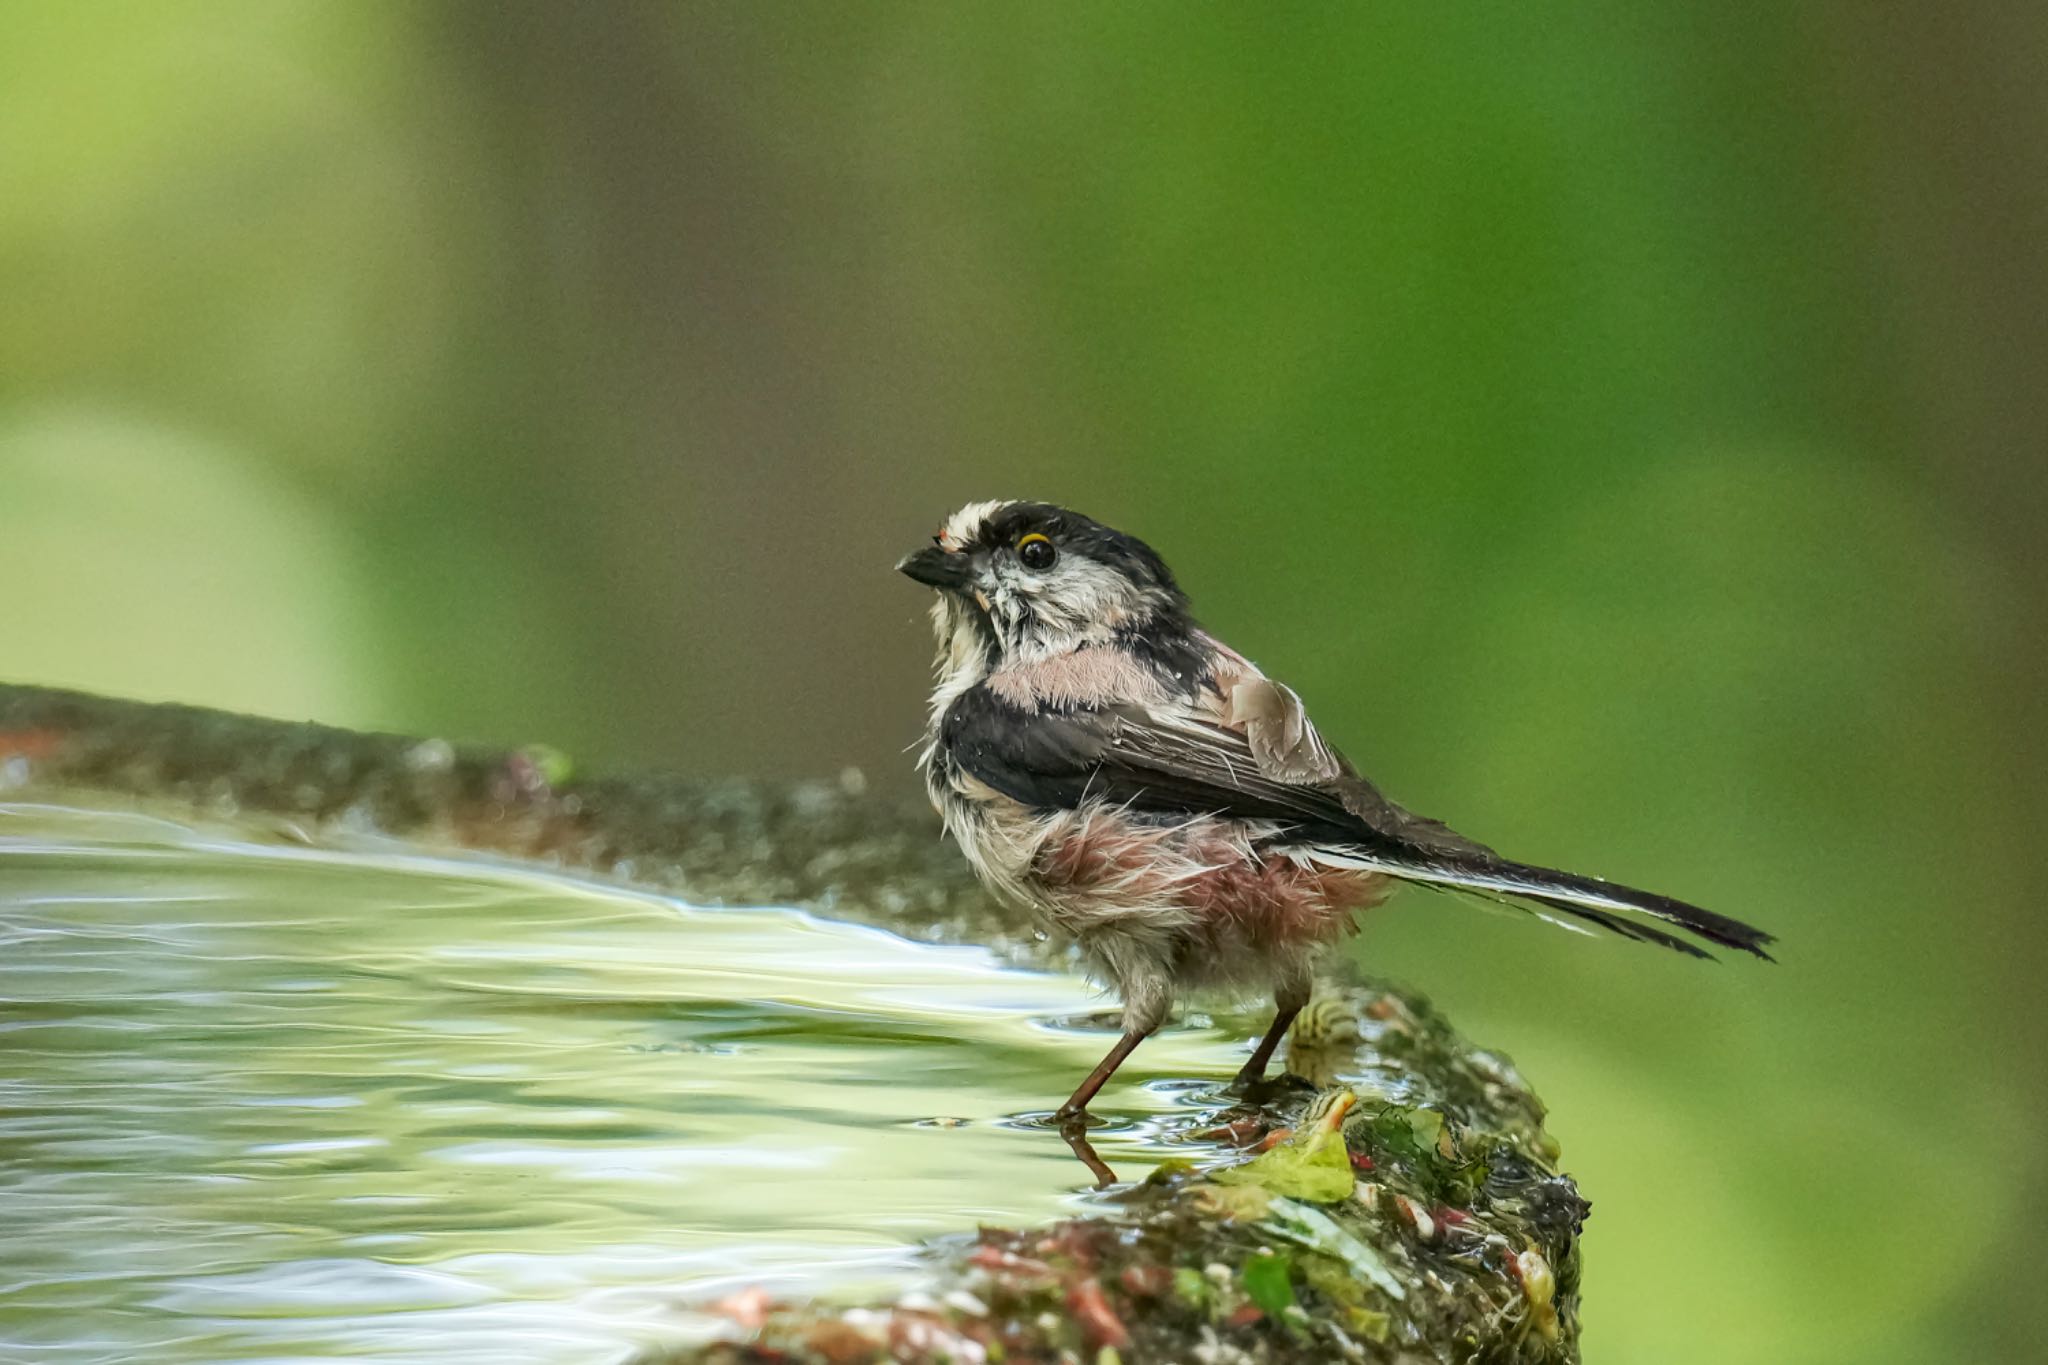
top-left (978, 503), bottom-right (1066, 548)
top-left (957, 502), bottom-right (1179, 594)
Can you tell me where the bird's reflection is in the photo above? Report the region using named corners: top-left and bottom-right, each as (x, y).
top-left (1059, 1120), bottom-right (1118, 1188)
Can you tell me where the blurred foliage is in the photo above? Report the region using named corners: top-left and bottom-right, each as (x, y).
top-left (3, 3), bottom-right (2043, 1361)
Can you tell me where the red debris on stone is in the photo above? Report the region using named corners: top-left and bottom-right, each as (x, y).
top-left (1065, 1276), bottom-right (1130, 1349)
top-left (0, 729), bottom-right (60, 762)
top-left (967, 1243), bottom-right (1053, 1282)
top-left (710, 1286), bottom-right (775, 1331)
top-left (1119, 1263), bottom-right (1172, 1298)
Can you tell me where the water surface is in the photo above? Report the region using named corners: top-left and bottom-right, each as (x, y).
top-left (0, 803), bottom-right (1249, 1362)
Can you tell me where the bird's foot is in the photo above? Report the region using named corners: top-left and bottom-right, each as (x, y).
top-left (1222, 1067), bottom-right (1312, 1108)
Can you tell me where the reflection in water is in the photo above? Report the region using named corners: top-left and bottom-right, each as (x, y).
top-left (0, 804), bottom-right (1248, 1362)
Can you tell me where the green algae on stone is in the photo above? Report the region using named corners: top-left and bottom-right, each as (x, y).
top-left (1357, 1103), bottom-right (1494, 1207)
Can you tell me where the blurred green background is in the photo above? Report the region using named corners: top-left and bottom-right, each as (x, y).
top-left (4, 3), bottom-right (2043, 1360)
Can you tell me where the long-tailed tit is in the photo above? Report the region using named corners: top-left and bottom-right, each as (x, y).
top-left (899, 500), bottom-right (1772, 1119)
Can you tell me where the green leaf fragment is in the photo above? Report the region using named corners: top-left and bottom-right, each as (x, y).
top-left (1212, 1129), bottom-right (1357, 1203)
top-left (1241, 1249), bottom-right (1296, 1316)
top-left (1301, 1255), bottom-right (1393, 1341)
top-left (1369, 1105), bottom-right (1444, 1164)
top-left (1265, 1198), bottom-right (1407, 1302)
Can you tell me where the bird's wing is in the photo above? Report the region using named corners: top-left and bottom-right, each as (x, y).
top-left (1204, 671), bottom-right (1771, 956)
top-left (1219, 671), bottom-right (1497, 858)
top-left (940, 681), bottom-right (1775, 961)
top-left (942, 682), bottom-right (1404, 844)
top-left (1221, 674), bottom-right (1344, 784)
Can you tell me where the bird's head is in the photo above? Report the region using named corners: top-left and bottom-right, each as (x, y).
top-left (897, 501), bottom-right (1189, 673)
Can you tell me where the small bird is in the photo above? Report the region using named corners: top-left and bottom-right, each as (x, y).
top-left (898, 501), bottom-right (1773, 1120)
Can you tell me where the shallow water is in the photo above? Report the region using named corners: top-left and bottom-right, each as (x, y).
top-left (0, 802), bottom-right (1253, 1363)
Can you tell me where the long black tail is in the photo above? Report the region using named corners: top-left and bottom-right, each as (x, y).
top-left (1312, 847), bottom-right (1776, 961)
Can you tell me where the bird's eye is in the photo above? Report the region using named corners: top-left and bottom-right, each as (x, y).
top-left (1016, 533), bottom-right (1057, 571)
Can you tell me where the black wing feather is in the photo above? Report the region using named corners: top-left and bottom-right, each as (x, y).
top-left (940, 685), bottom-right (1775, 961)
top-left (942, 687), bottom-right (1356, 833)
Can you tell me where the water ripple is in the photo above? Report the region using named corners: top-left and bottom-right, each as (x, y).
top-left (0, 803), bottom-right (1251, 1361)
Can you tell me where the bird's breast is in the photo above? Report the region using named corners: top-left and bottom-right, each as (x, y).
top-left (984, 643), bottom-right (1181, 710)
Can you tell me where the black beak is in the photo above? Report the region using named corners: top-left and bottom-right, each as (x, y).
top-left (897, 546), bottom-right (974, 592)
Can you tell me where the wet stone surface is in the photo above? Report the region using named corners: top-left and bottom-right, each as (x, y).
top-left (637, 981), bottom-right (1586, 1365)
top-left (0, 684), bottom-right (1586, 1362)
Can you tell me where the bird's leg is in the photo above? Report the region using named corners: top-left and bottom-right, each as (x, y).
top-left (1056, 1029), bottom-right (1147, 1121)
top-left (1056, 968), bottom-right (1170, 1122)
top-left (1230, 1006), bottom-right (1302, 1090)
top-left (1230, 968), bottom-right (1312, 1091)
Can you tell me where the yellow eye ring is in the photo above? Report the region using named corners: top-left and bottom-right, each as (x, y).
top-left (1015, 532), bottom-right (1057, 570)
